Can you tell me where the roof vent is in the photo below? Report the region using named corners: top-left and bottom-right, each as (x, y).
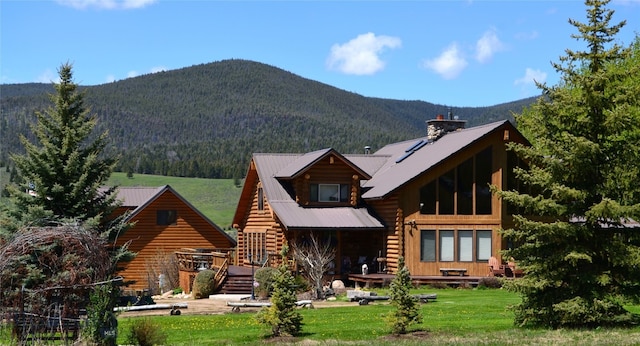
top-left (364, 146), bottom-right (371, 155)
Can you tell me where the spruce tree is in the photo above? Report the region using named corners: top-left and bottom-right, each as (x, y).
top-left (3, 63), bottom-right (120, 236)
top-left (497, 0), bottom-right (640, 328)
top-left (255, 264), bottom-right (303, 337)
top-left (386, 256), bottom-right (422, 334)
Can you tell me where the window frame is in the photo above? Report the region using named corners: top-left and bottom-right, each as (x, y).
top-left (156, 210), bottom-right (177, 226)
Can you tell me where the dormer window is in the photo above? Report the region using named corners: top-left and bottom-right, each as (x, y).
top-left (310, 184), bottom-right (350, 203)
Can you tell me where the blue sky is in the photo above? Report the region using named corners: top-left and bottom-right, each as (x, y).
top-left (1, 1), bottom-right (638, 107)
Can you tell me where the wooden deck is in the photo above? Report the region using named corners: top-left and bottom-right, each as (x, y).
top-left (348, 273), bottom-right (485, 288)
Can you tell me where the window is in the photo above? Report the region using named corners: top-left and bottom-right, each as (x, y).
top-left (475, 147), bottom-right (493, 214)
top-left (457, 158), bottom-right (473, 214)
top-left (419, 146), bottom-right (493, 215)
top-left (257, 187), bottom-right (264, 211)
top-left (420, 230), bottom-right (436, 262)
top-left (420, 229), bottom-right (492, 263)
top-left (156, 210), bottom-right (177, 225)
top-left (458, 230), bottom-right (473, 262)
top-left (438, 170), bottom-right (455, 215)
top-left (244, 231), bottom-right (267, 264)
top-left (310, 184), bottom-right (350, 203)
top-left (476, 230), bottom-right (492, 261)
top-left (439, 230), bottom-right (454, 261)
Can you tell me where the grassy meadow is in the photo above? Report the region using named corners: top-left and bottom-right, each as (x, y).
top-left (107, 172), bottom-right (242, 230)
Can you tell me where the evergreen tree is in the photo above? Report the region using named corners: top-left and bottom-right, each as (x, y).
top-left (255, 264), bottom-right (303, 337)
top-left (386, 256), bottom-right (422, 334)
top-left (3, 63), bottom-right (120, 236)
top-left (497, 0), bottom-right (640, 328)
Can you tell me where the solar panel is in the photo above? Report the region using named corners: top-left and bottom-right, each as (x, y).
top-left (405, 139), bottom-right (424, 152)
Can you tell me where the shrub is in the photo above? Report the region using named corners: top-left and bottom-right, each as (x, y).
top-left (254, 267), bottom-right (278, 299)
top-left (126, 318), bottom-right (167, 346)
top-left (255, 265), bottom-right (303, 337)
top-left (386, 257), bottom-right (422, 335)
top-left (478, 276), bottom-right (502, 289)
top-left (192, 269), bottom-right (216, 299)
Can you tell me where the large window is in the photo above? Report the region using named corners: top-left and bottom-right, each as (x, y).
top-left (244, 231), bottom-right (267, 264)
top-left (420, 230), bottom-right (436, 262)
top-left (156, 210), bottom-right (177, 225)
top-left (439, 230), bottom-right (454, 261)
top-left (419, 228), bottom-right (492, 263)
top-left (310, 184), bottom-right (350, 203)
top-left (458, 230), bottom-right (473, 262)
top-left (476, 230), bottom-right (492, 261)
top-left (419, 146), bottom-right (493, 215)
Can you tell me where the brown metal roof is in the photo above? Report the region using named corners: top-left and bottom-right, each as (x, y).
top-left (248, 120), bottom-right (514, 230)
top-left (114, 186), bottom-right (165, 207)
top-left (252, 153), bottom-right (385, 230)
top-left (274, 148), bottom-right (372, 180)
top-left (361, 120), bottom-right (511, 199)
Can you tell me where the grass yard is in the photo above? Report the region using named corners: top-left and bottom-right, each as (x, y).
top-left (112, 288), bottom-right (640, 346)
top-left (107, 172), bottom-right (242, 229)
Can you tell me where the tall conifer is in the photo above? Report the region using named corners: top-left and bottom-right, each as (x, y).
top-left (4, 63), bottom-right (119, 236)
top-left (497, 0), bottom-right (640, 328)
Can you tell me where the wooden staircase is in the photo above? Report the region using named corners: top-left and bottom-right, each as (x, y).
top-left (217, 265), bottom-right (253, 294)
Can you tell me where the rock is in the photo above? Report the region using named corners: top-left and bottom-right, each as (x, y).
top-left (331, 280), bottom-right (345, 289)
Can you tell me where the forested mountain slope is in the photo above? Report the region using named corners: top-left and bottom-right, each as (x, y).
top-left (1, 59), bottom-right (536, 179)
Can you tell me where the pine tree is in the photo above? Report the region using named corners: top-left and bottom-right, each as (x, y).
top-left (4, 63), bottom-right (120, 236)
top-left (386, 256), bottom-right (422, 334)
top-left (497, 0), bottom-right (640, 328)
top-left (255, 264), bottom-right (303, 337)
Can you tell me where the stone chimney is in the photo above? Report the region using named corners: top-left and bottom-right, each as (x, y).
top-left (426, 109), bottom-right (466, 141)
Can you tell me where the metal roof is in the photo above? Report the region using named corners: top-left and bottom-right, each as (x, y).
top-left (361, 120), bottom-right (510, 199)
top-left (252, 153), bottom-right (385, 230)
top-left (114, 186), bottom-right (165, 207)
top-left (249, 120), bottom-right (512, 230)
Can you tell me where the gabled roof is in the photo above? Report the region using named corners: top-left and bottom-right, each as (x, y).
top-left (250, 153), bottom-right (385, 230)
top-left (361, 120), bottom-right (513, 199)
top-left (274, 148), bottom-right (372, 180)
top-left (236, 119), bottom-right (520, 231)
top-left (115, 185), bottom-right (236, 245)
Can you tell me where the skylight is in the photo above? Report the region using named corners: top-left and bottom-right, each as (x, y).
top-left (396, 139), bottom-right (428, 163)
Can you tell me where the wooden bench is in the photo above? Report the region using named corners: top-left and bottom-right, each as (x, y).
top-left (414, 293), bottom-right (438, 303)
top-left (227, 300), bottom-right (314, 312)
top-left (13, 312), bottom-right (81, 342)
top-left (439, 268), bottom-right (467, 276)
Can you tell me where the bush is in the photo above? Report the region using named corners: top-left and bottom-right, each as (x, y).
top-left (255, 265), bottom-right (303, 337)
top-left (254, 267), bottom-right (278, 299)
top-left (477, 276), bottom-right (502, 289)
top-left (192, 269), bottom-right (216, 299)
top-left (126, 318), bottom-right (167, 346)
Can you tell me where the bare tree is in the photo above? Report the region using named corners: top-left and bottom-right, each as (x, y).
top-left (291, 233), bottom-right (335, 299)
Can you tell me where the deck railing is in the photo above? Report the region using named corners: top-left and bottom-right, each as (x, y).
top-left (175, 248), bottom-right (235, 272)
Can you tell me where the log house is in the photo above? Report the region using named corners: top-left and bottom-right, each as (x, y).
top-left (233, 117), bottom-right (528, 279)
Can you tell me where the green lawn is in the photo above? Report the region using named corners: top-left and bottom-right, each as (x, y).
top-left (107, 172), bottom-right (242, 229)
top-left (111, 288), bottom-right (640, 346)
top-left (2, 288), bottom-right (639, 345)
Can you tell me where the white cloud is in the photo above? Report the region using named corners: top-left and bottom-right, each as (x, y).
top-left (514, 68), bottom-right (547, 86)
top-left (150, 66), bottom-right (167, 74)
top-left (36, 69), bottom-right (59, 83)
top-left (422, 43), bottom-right (468, 80)
top-left (105, 75), bottom-right (116, 83)
top-left (475, 29), bottom-right (505, 63)
top-left (326, 32), bottom-right (401, 75)
top-left (56, 0), bottom-right (156, 10)
top-left (127, 71), bottom-right (139, 78)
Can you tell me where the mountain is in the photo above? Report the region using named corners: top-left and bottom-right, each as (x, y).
top-left (0, 59), bottom-right (536, 179)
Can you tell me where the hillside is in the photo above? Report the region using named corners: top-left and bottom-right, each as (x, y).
top-left (0, 59), bottom-right (536, 179)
